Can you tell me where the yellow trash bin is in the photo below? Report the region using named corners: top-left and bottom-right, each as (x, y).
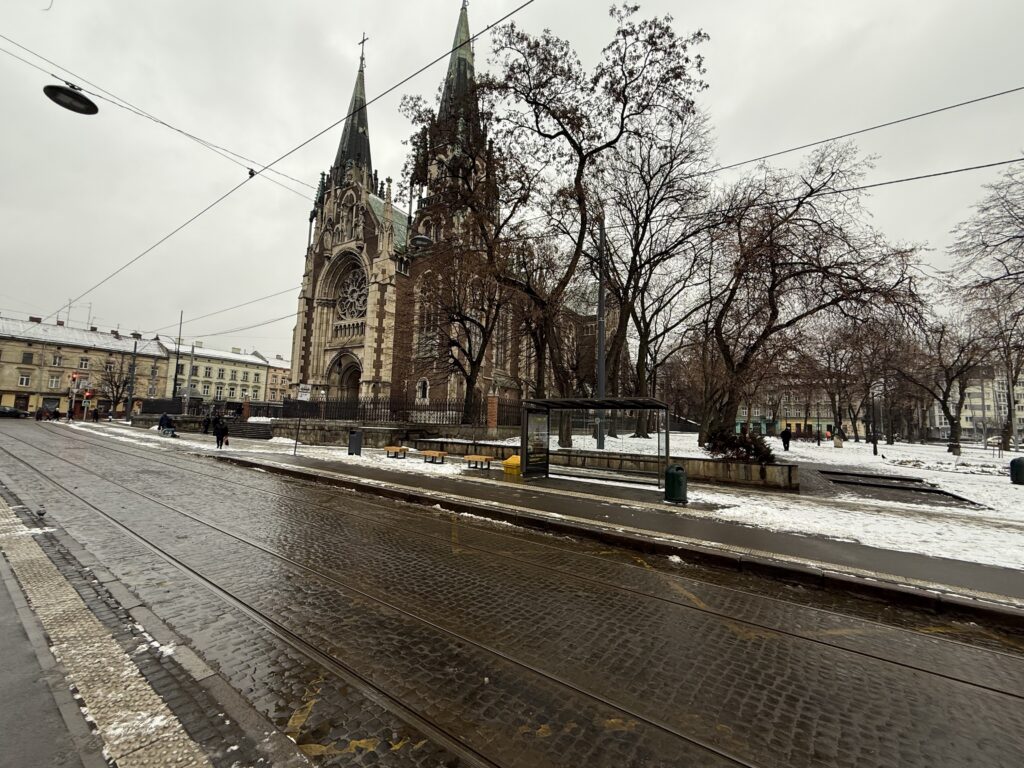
top-left (502, 454), bottom-right (521, 477)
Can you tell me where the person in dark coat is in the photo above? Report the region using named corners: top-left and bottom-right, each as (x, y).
top-left (213, 418), bottom-right (229, 449)
top-left (202, 416), bottom-right (211, 434)
top-left (92, 408), bottom-right (100, 423)
top-left (158, 413), bottom-right (171, 431)
top-left (780, 425), bottom-right (792, 451)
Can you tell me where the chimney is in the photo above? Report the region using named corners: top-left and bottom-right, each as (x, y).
top-left (276, 354), bottom-right (283, 360)
top-left (110, 329), bottom-right (120, 338)
top-left (131, 332), bottom-right (142, 340)
top-left (29, 316), bottom-right (42, 323)
top-left (90, 326), bottom-right (98, 332)
top-left (56, 320), bottom-right (64, 326)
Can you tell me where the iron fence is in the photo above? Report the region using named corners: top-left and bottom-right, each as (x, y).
top-left (281, 395), bottom-right (488, 425)
top-left (496, 397), bottom-right (522, 427)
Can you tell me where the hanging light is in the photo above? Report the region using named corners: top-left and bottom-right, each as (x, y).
top-left (43, 83), bottom-right (98, 115)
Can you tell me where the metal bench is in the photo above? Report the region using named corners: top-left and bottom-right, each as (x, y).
top-left (465, 454), bottom-right (495, 470)
top-left (385, 445), bottom-right (408, 459)
top-left (421, 450), bottom-right (447, 464)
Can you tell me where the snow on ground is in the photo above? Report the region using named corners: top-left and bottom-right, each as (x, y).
top-left (60, 421), bottom-right (1024, 571)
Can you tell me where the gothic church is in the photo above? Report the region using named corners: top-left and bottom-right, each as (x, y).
top-left (290, 3), bottom-right (525, 404)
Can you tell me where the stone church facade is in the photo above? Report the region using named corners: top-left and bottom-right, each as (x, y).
top-left (290, 3), bottom-right (526, 405)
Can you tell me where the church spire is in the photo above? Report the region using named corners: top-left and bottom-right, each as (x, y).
top-left (438, 2), bottom-right (476, 128)
top-left (333, 36), bottom-right (373, 185)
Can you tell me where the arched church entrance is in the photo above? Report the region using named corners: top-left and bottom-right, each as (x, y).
top-left (327, 352), bottom-right (362, 401)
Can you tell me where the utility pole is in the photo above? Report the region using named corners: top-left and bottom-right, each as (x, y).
top-left (172, 311), bottom-right (183, 398)
top-left (596, 216), bottom-right (606, 451)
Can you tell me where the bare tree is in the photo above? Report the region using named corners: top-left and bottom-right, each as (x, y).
top-left (485, 5), bottom-right (709, 447)
top-left (896, 313), bottom-right (991, 450)
top-left (951, 162), bottom-right (1024, 299)
top-left (698, 142), bottom-right (919, 439)
top-left (966, 283), bottom-right (1024, 449)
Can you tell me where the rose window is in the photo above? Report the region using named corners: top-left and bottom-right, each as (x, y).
top-left (336, 267), bottom-right (368, 320)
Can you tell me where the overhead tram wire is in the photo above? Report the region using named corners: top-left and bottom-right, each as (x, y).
top-left (36, 0), bottom-right (538, 324)
top-left (501, 156), bottom-right (1024, 246)
top-left (0, 33), bottom-right (315, 195)
top-left (704, 84), bottom-right (1024, 177)
top-left (192, 313), bottom-right (296, 339)
top-left (148, 285), bottom-right (301, 334)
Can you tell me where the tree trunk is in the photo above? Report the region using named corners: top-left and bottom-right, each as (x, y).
top-left (632, 346), bottom-right (651, 438)
top-left (558, 410), bottom-right (573, 448)
top-left (462, 367), bottom-right (481, 424)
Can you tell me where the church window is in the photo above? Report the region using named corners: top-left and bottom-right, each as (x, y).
top-left (416, 379), bottom-right (429, 402)
top-left (336, 264), bottom-right (369, 320)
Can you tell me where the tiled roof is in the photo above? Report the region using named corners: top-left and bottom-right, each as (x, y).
top-left (0, 318), bottom-right (164, 357)
top-left (367, 194), bottom-right (410, 248)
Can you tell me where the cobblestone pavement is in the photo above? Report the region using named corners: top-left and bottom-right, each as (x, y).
top-left (2, 422), bottom-right (1024, 767)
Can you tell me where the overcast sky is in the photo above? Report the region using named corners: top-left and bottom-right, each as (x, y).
top-left (2, 0), bottom-right (1022, 361)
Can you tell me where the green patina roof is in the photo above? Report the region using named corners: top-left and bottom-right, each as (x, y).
top-left (367, 194), bottom-right (410, 250)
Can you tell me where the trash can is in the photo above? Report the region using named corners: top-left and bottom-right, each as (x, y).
top-left (503, 455), bottom-right (521, 477)
top-left (1011, 457), bottom-right (1024, 486)
top-left (348, 428), bottom-right (362, 456)
top-left (664, 464), bottom-right (687, 505)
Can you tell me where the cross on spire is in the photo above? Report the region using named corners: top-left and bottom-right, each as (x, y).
top-left (358, 32), bottom-right (368, 68)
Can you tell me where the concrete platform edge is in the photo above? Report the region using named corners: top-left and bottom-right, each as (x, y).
top-left (212, 453), bottom-right (1024, 628)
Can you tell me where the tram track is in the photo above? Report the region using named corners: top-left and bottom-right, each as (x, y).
top-left (6, 424), bottom-right (1024, 766)
top-left (28, 423), bottom-right (1024, 682)
top-left (0, 428), bottom-right (762, 768)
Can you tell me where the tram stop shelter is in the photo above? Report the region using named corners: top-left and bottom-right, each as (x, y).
top-left (520, 397), bottom-right (671, 485)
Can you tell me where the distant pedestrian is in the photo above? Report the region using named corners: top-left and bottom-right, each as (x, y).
top-left (35, 409), bottom-right (45, 421)
top-left (202, 416), bottom-right (211, 434)
top-left (213, 418), bottom-right (229, 449)
top-left (780, 426), bottom-right (792, 451)
top-left (51, 408), bottom-right (61, 421)
top-left (92, 408), bottom-right (100, 423)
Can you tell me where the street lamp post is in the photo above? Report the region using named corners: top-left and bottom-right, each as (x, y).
top-left (816, 401), bottom-right (821, 446)
top-left (596, 217), bottom-right (606, 450)
top-left (871, 391), bottom-right (878, 456)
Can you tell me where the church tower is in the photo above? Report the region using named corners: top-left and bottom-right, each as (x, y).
top-left (291, 46), bottom-right (406, 400)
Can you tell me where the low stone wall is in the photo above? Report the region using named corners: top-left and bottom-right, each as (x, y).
top-left (544, 449), bottom-right (798, 491)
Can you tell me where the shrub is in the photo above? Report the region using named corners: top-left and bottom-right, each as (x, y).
top-left (705, 428), bottom-right (776, 464)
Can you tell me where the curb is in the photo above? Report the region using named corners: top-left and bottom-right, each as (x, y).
top-left (209, 454), bottom-right (1024, 629)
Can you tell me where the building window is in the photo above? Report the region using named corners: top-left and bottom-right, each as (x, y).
top-left (18, 374), bottom-right (31, 387)
top-left (242, 371), bottom-right (250, 382)
top-left (228, 386), bottom-right (236, 399)
top-left (217, 368), bottom-right (225, 379)
top-left (176, 363), bottom-right (184, 375)
top-left (22, 352), bottom-right (33, 364)
top-left (230, 370), bottom-right (237, 381)
top-left (240, 387), bottom-right (248, 399)
top-left (106, 361), bottom-right (115, 372)
top-left (215, 385), bottom-right (224, 399)
top-left (48, 375), bottom-right (60, 389)
top-left (251, 388), bottom-right (260, 400)
top-left (254, 373), bottom-right (260, 383)
top-left (191, 365), bottom-right (199, 376)
top-left (202, 383), bottom-right (211, 396)
top-left (148, 385), bottom-right (156, 396)
top-left (79, 357), bottom-right (90, 369)
top-left (416, 379), bottom-right (429, 402)
top-left (52, 354), bottom-right (62, 366)
top-left (204, 366), bottom-right (212, 378)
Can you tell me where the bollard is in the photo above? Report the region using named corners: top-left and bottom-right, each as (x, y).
top-left (664, 464), bottom-right (687, 505)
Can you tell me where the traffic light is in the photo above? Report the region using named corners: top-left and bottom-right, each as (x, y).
top-left (84, 390), bottom-right (93, 400)
top-left (71, 372), bottom-right (78, 383)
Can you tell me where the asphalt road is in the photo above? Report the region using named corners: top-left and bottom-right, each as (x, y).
top-left (2, 420), bottom-right (1024, 768)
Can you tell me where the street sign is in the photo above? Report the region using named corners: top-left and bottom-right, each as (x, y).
top-left (297, 383), bottom-right (312, 402)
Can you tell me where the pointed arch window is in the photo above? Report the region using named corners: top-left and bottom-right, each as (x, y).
top-left (336, 261), bottom-right (368, 320)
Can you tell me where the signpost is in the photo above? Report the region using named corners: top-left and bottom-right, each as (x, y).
top-left (294, 383), bottom-right (312, 455)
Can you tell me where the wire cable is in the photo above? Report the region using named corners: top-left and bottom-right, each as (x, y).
top-left (707, 85), bottom-right (1024, 176)
top-left (148, 286), bottom-right (301, 333)
top-left (34, 0), bottom-right (537, 323)
top-left (0, 33), bottom-right (315, 194)
top-left (192, 313), bottom-right (295, 339)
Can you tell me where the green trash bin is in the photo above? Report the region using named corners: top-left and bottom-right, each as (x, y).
top-left (1011, 457), bottom-right (1024, 486)
top-left (665, 464), bottom-right (687, 505)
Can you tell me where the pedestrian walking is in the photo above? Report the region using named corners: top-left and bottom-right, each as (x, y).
top-left (92, 408), bottom-right (100, 423)
top-left (780, 425), bottom-right (792, 451)
top-left (213, 418), bottom-right (229, 449)
top-left (202, 416), bottom-right (211, 434)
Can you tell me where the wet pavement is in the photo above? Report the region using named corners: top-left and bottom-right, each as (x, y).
top-left (2, 420), bottom-right (1024, 767)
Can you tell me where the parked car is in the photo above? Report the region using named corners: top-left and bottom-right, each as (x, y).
top-left (0, 405), bottom-right (31, 418)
